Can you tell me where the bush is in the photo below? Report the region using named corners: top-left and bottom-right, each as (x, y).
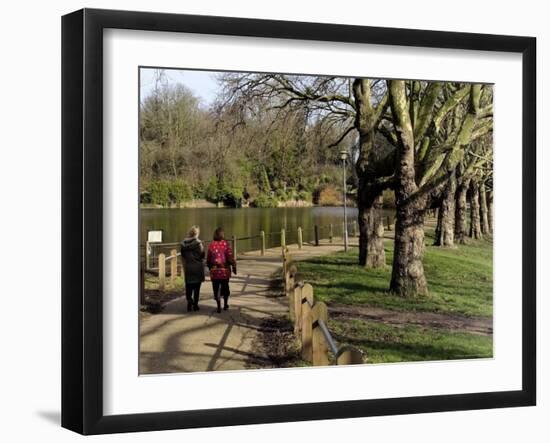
top-left (275, 188), bottom-right (289, 201)
top-left (316, 185), bottom-right (342, 206)
top-left (253, 193), bottom-right (278, 208)
top-left (169, 180), bottom-right (193, 204)
top-left (148, 181), bottom-right (171, 207)
top-left (297, 190), bottom-right (312, 202)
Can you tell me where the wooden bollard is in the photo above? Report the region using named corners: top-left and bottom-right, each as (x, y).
top-left (297, 227), bottom-right (303, 249)
top-left (281, 228), bottom-right (286, 249)
top-left (170, 249), bottom-right (177, 286)
top-left (232, 235), bottom-right (237, 259)
top-left (158, 253), bottom-right (166, 291)
top-left (293, 284), bottom-right (302, 336)
top-left (314, 225), bottom-right (319, 246)
top-left (301, 283), bottom-right (314, 362)
top-left (312, 301), bottom-right (329, 366)
top-left (352, 220), bottom-right (357, 237)
top-left (329, 224), bottom-right (333, 243)
top-left (386, 216), bottom-right (392, 231)
top-left (140, 264), bottom-right (145, 305)
top-left (336, 347), bottom-right (364, 365)
top-left (260, 230), bottom-right (265, 256)
top-left (288, 272), bottom-right (296, 322)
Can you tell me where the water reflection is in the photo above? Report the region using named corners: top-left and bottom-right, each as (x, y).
top-left (141, 206), bottom-right (374, 253)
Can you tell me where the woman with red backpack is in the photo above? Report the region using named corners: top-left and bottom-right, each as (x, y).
top-left (207, 227), bottom-right (237, 313)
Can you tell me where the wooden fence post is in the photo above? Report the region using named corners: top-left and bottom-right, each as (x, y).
top-left (312, 301), bottom-right (329, 366)
top-left (386, 216), bottom-right (392, 231)
top-left (329, 224), bottom-right (333, 243)
top-left (287, 267), bottom-right (296, 322)
top-left (336, 347), bottom-right (364, 365)
top-left (314, 225), bottom-right (319, 246)
top-left (352, 220), bottom-right (357, 237)
top-left (260, 230), bottom-right (265, 256)
top-left (170, 249), bottom-right (177, 287)
top-left (293, 284), bottom-right (302, 336)
top-left (281, 228), bottom-right (286, 249)
top-left (301, 283), bottom-right (314, 362)
top-left (140, 264), bottom-right (145, 305)
top-left (297, 227), bottom-right (303, 249)
top-left (158, 253), bottom-right (166, 291)
top-left (232, 235), bottom-right (237, 259)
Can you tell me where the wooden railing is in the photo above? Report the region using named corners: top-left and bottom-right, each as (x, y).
top-left (143, 221), bottom-right (361, 270)
top-left (282, 247), bottom-right (366, 366)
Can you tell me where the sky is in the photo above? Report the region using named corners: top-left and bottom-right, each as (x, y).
top-left (140, 67), bottom-right (219, 107)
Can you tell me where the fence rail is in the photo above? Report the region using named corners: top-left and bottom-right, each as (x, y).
top-left (142, 221), bottom-right (360, 271)
top-left (282, 247), bottom-right (366, 366)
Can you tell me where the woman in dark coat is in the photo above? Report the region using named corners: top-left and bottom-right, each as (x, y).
top-left (180, 226), bottom-right (205, 312)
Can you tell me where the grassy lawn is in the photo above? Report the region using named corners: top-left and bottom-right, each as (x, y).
top-left (329, 318), bottom-right (492, 363)
top-left (296, 230), bottom-right (493, 363)
top-left (297, 234), bottom-right (493, 317)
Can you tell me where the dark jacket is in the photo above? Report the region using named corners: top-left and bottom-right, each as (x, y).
top-left (180, 237), bottom-right (205, 284)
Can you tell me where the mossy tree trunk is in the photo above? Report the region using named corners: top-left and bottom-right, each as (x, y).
top-left (358, 192), bottom-right (386, 267)
top-left (388, 80), bottom-right (428, 296)
top-left (487, 190), bottom-right (494, 233)
top-left (469, 180), bottom-right (483, 239)
top-left (479, 182), bottom-right (491, 235)
top-left (454, 177), bottom-right (470, 244)
top-left (353, 79), bottom-right (388, 268)
top-left (434, 169), bottom-right (457, 247)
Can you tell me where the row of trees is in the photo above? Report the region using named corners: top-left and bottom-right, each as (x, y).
top-left (220, 74), bottom-right (493, 296)
top-left (140, 70), bottom-right (353, 207)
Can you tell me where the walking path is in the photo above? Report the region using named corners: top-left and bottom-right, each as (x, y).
top-left (140, 238), bottom-right (357, 374)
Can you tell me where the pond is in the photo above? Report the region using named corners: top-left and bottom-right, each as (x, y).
top-left (141, 206), bottom-right (368, 253)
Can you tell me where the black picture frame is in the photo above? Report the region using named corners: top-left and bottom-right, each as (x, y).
top-left (61, 8), bottom-right (536, 435)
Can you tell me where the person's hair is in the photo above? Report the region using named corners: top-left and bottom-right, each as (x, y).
top-left (213, 227), bottom-right (225, 241)
top-left (188, 225), bottom-right (200, 238)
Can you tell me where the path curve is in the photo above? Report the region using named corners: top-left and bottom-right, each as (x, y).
top-left (140, 240), bottom-right (353, 374)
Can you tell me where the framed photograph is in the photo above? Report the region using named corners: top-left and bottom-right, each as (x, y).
top-left (62, 8), bottom-right (536, 435)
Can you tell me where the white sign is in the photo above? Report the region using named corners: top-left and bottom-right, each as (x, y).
top-left (147, 230), bottom-right (162, 243)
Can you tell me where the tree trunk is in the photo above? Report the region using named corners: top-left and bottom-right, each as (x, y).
top-left (388, 80), bottom-right (428, 296)
top-left (391, 200), bottom-right (428, 296)
top-left (353, 79), bottom-right (386, 269)
top-left (434, 170), bottom-right (457, 247)
top-left (479, 183), bottom-right (490, 235)
top-left (487, 190), bottom-right (494, 233)
top-left (454, 178), bottom-right (470, 244)
top-left (469, 180), bottom-right (482, 239)
top-left (358, 192), bottom-right (385, 268)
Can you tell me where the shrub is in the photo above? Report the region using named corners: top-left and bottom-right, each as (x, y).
top-left (169, 180), bottom-right (193, 204)
top-left (298, 190), bottom-right (312, 202)
top-left (316, 185), bottom-right (342, 206)
top-left (253, 193), bottom-right (278, 208)
top-left (148, 181), bottom-right (171, 207)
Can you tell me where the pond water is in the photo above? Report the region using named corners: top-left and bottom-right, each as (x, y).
top-left (141, 206), bottom-right (367, 253)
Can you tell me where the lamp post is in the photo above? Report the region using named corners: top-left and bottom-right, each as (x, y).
top-left (340, 149), bottom-right (349, 252)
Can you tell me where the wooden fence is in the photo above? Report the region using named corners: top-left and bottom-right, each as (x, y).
top-left (282, 247), bottom-right (366, 366)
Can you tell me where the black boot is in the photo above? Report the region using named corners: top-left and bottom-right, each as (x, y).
top-left (223, 296), bottom-right (229, 311)
top-left (193, 293), bottom-right (200, 311)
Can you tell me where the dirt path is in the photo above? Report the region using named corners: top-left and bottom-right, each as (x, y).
top-left (330, 304), bottom-right (493, 335)
top-left (140, 238), bottom-right (356, 374)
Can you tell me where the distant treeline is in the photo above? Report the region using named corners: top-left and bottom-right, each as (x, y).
top-left (139, 71), bottom-right (359, 208)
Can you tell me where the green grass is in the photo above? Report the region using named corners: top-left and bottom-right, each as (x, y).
top-left (297, 233), bottom-right (493, 317)
top-left (296, 230), bottom-right (493, 363)
top-left (330, 318), bottom-right (492, 364)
